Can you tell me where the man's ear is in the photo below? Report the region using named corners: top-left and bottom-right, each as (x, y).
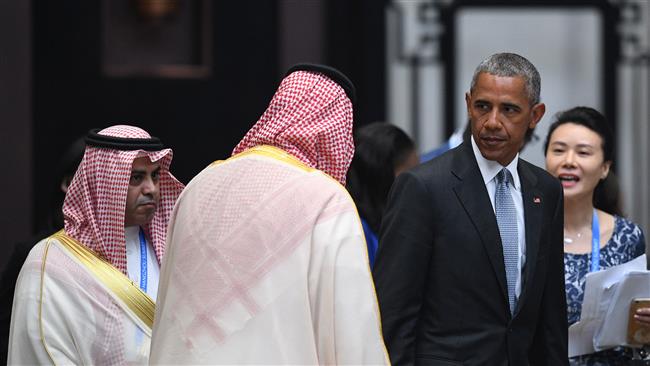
top-left (528, 102), bottom-right (546, 130)
top-left (465, 92), bottom-right (472, 115)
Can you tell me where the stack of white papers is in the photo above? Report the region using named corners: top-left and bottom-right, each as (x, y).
top-left (569, 255), bottom-right (650, 357)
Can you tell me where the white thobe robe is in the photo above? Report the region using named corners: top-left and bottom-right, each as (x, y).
top-left (9, 233), bottom-right (156, 365)
top-left (150, 145), bottom-right (389, 365)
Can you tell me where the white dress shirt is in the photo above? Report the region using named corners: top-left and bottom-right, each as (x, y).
top-left (471, 136), bottom-right (526, 299)
top-left (125, 225), bottom-right (160, 301)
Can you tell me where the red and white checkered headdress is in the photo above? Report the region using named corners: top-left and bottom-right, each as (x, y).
top-left (232, 65), bottom-right (355, 185)
top-left (63, 125), bottom-right (184, 274)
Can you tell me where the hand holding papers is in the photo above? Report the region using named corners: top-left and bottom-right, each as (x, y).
top-left (569, 255), bottom-right (650, 357)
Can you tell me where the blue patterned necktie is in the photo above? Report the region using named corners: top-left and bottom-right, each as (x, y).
top-left (495, 168), bottom-right (518, 314)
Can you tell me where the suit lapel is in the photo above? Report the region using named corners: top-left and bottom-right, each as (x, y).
top-left (515, 161), bottom-right (543, 315)
top-left (451, 143), bottom-right (508, 304)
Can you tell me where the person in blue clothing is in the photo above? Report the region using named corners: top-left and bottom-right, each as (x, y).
top-left (544, 106), bottom-right (646, 365)
top-left (346, 122), bottom-right (419, 267)
top-left (419, 123), bottom-right (468, 163)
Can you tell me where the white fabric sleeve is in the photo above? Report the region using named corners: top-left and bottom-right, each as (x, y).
top-left (8, 243), bottom-right (79, 365)
top-left (309, 200), bottom-right (389, 365)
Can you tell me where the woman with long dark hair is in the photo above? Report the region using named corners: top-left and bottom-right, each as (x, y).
top-left (544, 106), bottom-right (646, 365)
top-left (346, 122), bottom-right (418, 268)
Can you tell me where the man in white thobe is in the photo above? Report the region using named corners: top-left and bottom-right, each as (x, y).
top-left (150, 64), bottom-right (389, 365)
top-left (8, 125), bottom-right (184, 364)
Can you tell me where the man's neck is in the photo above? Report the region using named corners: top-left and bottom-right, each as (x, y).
top-left (124, 225), bottom-right (141, 240)
top-left (470, 136), bottom-right (519, 186)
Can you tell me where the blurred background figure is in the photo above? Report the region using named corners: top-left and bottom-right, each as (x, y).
top-left (43, 137), bottom-right (87, 231)
top-left (544, 106), bottom-right (646, 365)
top-left (419, 123), bottom-right (466, 163)
top-left (0, 136), bottom-right (85, 365)
top-left (346, 122), bottom-right (418, 268)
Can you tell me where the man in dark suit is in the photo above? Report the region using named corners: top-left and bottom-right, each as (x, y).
top-left (373, 53), bottom-right (568, 365)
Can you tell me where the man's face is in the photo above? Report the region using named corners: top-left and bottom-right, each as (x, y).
top-left (465, 72), bottom-right (545, 166)
top-left (124, 157), bottom-right (161, 227)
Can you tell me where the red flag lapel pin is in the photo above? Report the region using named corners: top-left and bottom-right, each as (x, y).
top-left (533, 196), bottom-right (541, 204)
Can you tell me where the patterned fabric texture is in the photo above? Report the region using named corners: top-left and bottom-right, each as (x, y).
top-left (495, 168), bottom-right (518, 314)
top-left (232, 70), bottom-right (354, 185)
top-left (63, 125), bottom-right (184, 274)
top-left (150, 148), bottom-right (388, 365)
top-left (565, 215), bottom-right (646, 365)
top-left (160, 156), bottom-right (349, 345)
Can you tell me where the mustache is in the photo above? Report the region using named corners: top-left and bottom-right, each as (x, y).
top-left (136, 196), bottom-right (156, 206)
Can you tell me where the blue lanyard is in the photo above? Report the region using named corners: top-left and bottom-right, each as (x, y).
top-left (590, 209), bottom-right (600, 272)
top-left (138, 228), bottom-right (148, 293)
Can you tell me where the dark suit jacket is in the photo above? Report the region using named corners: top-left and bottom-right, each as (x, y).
top-left (373, 142), bottom-right (568, 366)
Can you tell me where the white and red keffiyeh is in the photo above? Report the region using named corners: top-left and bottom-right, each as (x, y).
top-left (232, 69), bottom-right (354, 185)
top-left (63, 125), bottom-right (184, 274)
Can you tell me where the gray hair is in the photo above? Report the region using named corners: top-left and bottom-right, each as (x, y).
top-left (470, 53), bottom-right (541, 105)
